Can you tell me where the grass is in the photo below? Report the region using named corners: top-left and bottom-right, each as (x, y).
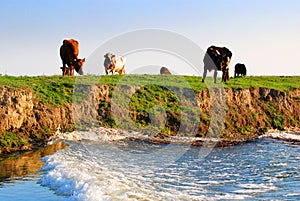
top-left (71, 74), bottom-right (300, 91)
top-left (0, 75), bottom-right (300, 106)
top-left (0, 75), bottom-right (75, 106)
top-left (0, 132), bottom-right (29, 150)
top-left (224, 76), bottom-right (300, 91)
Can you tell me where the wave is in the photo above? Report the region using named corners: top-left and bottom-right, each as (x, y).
top-left (47, 127), bottom-right (131, 144)
top-left (39, 128), bottom-right (300, 201)
top-left (47, 126), bottom-right (249, 148)
top-left (260, 131), bottom-right (300, 142)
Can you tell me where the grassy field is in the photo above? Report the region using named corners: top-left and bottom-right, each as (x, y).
top-left (0, 75), bottom-right (300, 106)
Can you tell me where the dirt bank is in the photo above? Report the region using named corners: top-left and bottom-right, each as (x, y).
top-left (0, 85), bottom-right (300, 153)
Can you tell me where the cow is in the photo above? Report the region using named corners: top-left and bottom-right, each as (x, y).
top-left (160, 66), bottom-right (171, 74)
top-left (234, 63), bottom-right (247, 78)
top-left (202, 45), bottom-right (232, 83)
top-left (60, 39), bottom-right (85, 76)
top-left (104, 53), bottom-right (126, 75)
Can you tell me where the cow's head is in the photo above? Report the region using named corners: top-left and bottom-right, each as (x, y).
top-left (104, 53), bottom-right (113, 59)
top-left (74, 58), bottom-right (85, 75)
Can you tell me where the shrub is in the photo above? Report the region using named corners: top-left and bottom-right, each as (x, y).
top-left (272, 114), bottom-right (284, 130)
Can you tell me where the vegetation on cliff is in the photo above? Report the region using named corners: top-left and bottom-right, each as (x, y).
top-left (0, 75), bottom-right (300, 153)
top-left (1, 75), bottom-right (300, 105)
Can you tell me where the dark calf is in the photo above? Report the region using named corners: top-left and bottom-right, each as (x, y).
top-left (234, 63), bottom-right (247, 78)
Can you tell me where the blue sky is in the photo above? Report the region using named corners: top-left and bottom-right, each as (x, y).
top-left (0, 0), bottom-right (299, 76)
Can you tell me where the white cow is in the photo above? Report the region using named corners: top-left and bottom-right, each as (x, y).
top-left (104, 53), bottom-right (126, 75)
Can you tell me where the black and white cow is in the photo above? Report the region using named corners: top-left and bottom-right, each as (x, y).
top-left (202, 46), bottom-right (232, 83)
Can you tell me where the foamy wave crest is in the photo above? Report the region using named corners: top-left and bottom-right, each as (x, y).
top-left (39, 141), bottom-right (237, 200)
top-left (40, 145), bottom-right (112, 200)
top-left (47, 127), bottom-right (131, 145)
top-left (39, 143), bottom-right (162, 201)
top-left (261, 131), bottom-right (300, 142)
top-left (39, 133), bottom-right (300, 201)
top-left (234, 183), bottom-right (278, 194)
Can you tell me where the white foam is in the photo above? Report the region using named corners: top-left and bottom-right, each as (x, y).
top-left (285, 193), bottom-right (300, 197)
top-left (234, 183), bottom-right (278, 194)
top-left (47, 127), bottom-right (130, 145)
top-left (40, 141), bottom-right (246, 201)
top-left (261, 131), bottom-right (300, 142)
top-left (40, 149), bottom-right (109, 200)
top-left (40, 128), bottom-right (299, 200)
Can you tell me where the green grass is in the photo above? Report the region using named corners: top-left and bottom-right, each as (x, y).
top-left (0, 75), bottom-right (75, 106)
top-left (75, 75), bottom-right (300, 91)
top-left (0, 132), bottom-right (28, 149)
top-left (1, 75), bottom-right (300, 106)
top-left (224, 76), bottom-right (300, 91)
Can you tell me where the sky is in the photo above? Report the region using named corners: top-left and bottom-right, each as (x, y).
top-left (0, 0), bottom-right (299, 76)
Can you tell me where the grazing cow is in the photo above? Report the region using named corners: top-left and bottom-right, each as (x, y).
top-left (234, 63), bottom-right (247, 78)
top-left (60, 39), bottom-right (85, 76)
top-left (160, 66), bottom-right (171, 74)
top-left (104, 53), bottom-right (126, 75)
top-left (202, 45), bottom-right (232, 83)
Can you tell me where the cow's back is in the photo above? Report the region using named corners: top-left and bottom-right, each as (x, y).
top-left (60, 39), bottom-right (79, 61)
top-left (204, 46), bottom-right (232, 71)
top-left (235, 63), bottom-right (246, 75)
top-left (160, 67), bottom-right (171, 74)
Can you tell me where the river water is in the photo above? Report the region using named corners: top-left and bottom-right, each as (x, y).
top-left (0, 131), bottom-right (299, 201)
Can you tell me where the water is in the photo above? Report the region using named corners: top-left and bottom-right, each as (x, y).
top-left (0, 133), bottom-right (299, 200)
top-left (0, 142), bottom-right (68, 201)
top-left (0, 174), bottom-right (65, 201)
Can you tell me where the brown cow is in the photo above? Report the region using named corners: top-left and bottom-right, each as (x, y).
top-left (60, 39), bottom-right (85, 75)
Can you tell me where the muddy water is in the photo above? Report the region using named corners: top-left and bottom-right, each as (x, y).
top-left (0, 141), bottom-right (68, 182)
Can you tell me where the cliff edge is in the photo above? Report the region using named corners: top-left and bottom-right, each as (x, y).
top-left (0, 84), bottom-right (300, 153)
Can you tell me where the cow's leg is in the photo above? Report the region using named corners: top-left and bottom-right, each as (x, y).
top-left (222, 68), bottom-right (229, 82)
top-left (70, 66), bottom-right (74, 76)
top-left (61, 60), bottom-right (68, 76)
top-left (61, 67), bottom-right (64, 76)
top-left (222, 69), bottom-right (226, 82)
top-left (202, 67), bottom-right (208, 83)
top-left (65, 67), bottom-right (68, 76)
top-left (213, 70), bottom-right (217, 83)
top-left (226, 68), bottom-right (230, 81)
top-left (62, 66), bottom-right (68, 76)
top-left (121, 66), bottom-right (125, 74)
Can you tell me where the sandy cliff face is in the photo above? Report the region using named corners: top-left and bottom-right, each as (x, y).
top-left (72, 85), bottom-right (300, 140)
top-left (0, 85), bottom-right (300, 152)
top-left (223, 88), bottom-right (300, 139)
top-left (0, 87), bottom-right (74, 134)
top-left (0, 86), bottom-right (74, 153)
